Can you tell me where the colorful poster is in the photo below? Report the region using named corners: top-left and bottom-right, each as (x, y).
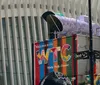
top-left (34, 42), bottom-right (40, 85)
top-left (33, 35), bottom-right (78, 85)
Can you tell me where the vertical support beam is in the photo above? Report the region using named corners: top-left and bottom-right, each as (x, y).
top-left (10, 1), bottom-right (21, 85)
top-left (42, 0), bottom-right (49, 40)
top-left (23, 0), bottom-right (32, 84)
top-left (4, 2), bottom-right (14, 85)
top-left (35, 0), bottom-right (43, 41)
top-left (72, 35), bottom-right (78, 85)
top-left (88, 0), bottom-right (94, 85)
top-left (0, 5), bottom-right (7, 85)
top-left (17, 1), bottom-right (28, 85)
top-left (29, 0), bottom-right (37, 42)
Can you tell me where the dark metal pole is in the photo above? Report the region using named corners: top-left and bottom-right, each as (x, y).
top-left (88, 0), bottom-right (94, 85)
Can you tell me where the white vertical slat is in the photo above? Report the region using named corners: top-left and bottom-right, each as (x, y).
top-left (23, 0), bottom-right (32, 84)
top-left (29, 0), bottom-right (36, 84)
top-left (4, 2), bottom-right (14, 85)
top-left (0, 2), bottom-right (7, 85)
top-left (41, 0), bottom-right (49, 40)
top-left (91, 0), bottom-right (98, 22)
top-left (96, 0), bottom-right (100, 23)
top-left (99, 60), bottom-right (100, 73)
top-left (85, 0), bottom-right (89, 15)
top-left (7, 0), bottom-right (10, 5)
top-left (70, 0), bottom-right (76, 17)
top-left (52, 0), bottom-right (59, 12)
top-left (81, 0), bottom-right (88, 15)
top-left (10, 1), bottom-right (21, 85)
top-left (75, 0), bottom-right (81, 16)
top-left (42, 0), bottom-right (48, 11)
top-left (91, 0), bottom-right (94, 8)
top-left (66, 0), bottom-right (71, 17)
top-left (14, 0), bottom-right (17, 5)
top-left (64, 0), bottom-right (70, 17)
top-left (42, 19), bottom-right (49, 40)
top-left (97, 0), bottom-right (100, 14)
top-left (35, 0), bottom-right (43, 41)
top-left (17, 1), bottom-right (28, 85)
top-left (0, 0), bottom-right (3, 5)
top-left (58, 0), bottom-right (62, 12)
top-left (29, 0), bottom-right (37, 42)
top-left (97, 0), bottom-right (100, 24)
top-left (58, 0), bottom-right (64, 13)
top-left (47, 0), bottom-right (52, 11)
top-left (96, 60), bottom-right (100, 74)
top-left (41, 0), bottom-right (45, 12)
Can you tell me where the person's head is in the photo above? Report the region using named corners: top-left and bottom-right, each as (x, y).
top-left (42, 78), bottom-right (67, 85)
top-left (40, 72), bottom-right (71, 85)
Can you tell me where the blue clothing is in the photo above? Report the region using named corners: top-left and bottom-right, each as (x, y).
top-left (96, 79), bottom-right (100, 85)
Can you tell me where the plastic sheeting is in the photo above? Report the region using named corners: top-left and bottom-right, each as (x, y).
top-left (42, 11), bottom-right (100, 38)
top-left (55, 15), bottom-right (100, 37)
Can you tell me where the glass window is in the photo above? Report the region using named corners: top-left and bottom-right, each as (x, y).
top-left (18, 49), bottom-right (22, 61)
top-left (17, 37), bottom-right (21, 49)
top-left (0, 73), bottom-right (4, 85)
top-left (13, 61), bottom-right (17, 74)
top-left (21, 16), bottom-right (26, 38)
top-left (4, 36), bottom-right (7, 48)
top-left (20, 74), bottom-right (25, 85)
top-left (21, 17), bottom-right (27, 49)
top-left (26, 61), bottom-right (29, 74)
top-left (2, 18), bottom-right (6, 36)
top-left (12, 49), bottom-right (15, 61)
top-left (0, 49), bottom-right (1, 60)
top-left (19, 61), bottom-right (23, 73)
top-left (27, 74), bottom-right (31, 85)
top-left (0, 37), bottom-right (1, 49)
top-left (6, 72), bottom-right (11, 85)
top-left (25, 49), bottom-right (28, 61)
top-left (6, 60), bottom-right (10, 73)
top-left (15, 17), bottom-right (20, 37)
top-left (23, 37), bottom-right (27, 49)
top-left (41, 17), bottom-right (45, 40)
top-left (34, 16), bottom-right (39, 41)
top-left (9, 17), bottom-right (14, 51)
top-left (5, 48), bottom-right (8, 61)
top-left (14, 74), bottom-right (18, 85)
top-left (15, 17), bottom-right (22, 63)
top-left (9, 17), bottom-right (13, 37)
top-left (6, 60), bottom-right (11, 85)
top-left (0, 61), bottom-right (3, 73)
top-left (10, 37), bottom-right (14, 49)
top-left (28, 16), bottom-right (33, 42)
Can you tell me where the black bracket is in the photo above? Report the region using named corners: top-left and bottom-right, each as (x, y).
top-left (75, 50), bottom-right (100, 59)
top-left (75, 50), bottom-right (89, 59)
top-left (94, 50), bottom-right (100, 59)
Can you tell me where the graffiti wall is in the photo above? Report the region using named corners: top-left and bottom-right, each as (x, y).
top-left (33, 36), bottom-right (78, 85)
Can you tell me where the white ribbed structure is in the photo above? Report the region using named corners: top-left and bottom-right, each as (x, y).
top-left (0, 0), bottom-right (100, 85)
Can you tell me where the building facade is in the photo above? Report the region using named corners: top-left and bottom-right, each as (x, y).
top-left (0, 0), bottom-right (100, 85)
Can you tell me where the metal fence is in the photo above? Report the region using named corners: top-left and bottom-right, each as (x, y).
top-left (0, 0), bottom-right (100, 85)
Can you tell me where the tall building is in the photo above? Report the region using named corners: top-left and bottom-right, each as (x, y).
top-left (0, 0), bottom-right (100, 85)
